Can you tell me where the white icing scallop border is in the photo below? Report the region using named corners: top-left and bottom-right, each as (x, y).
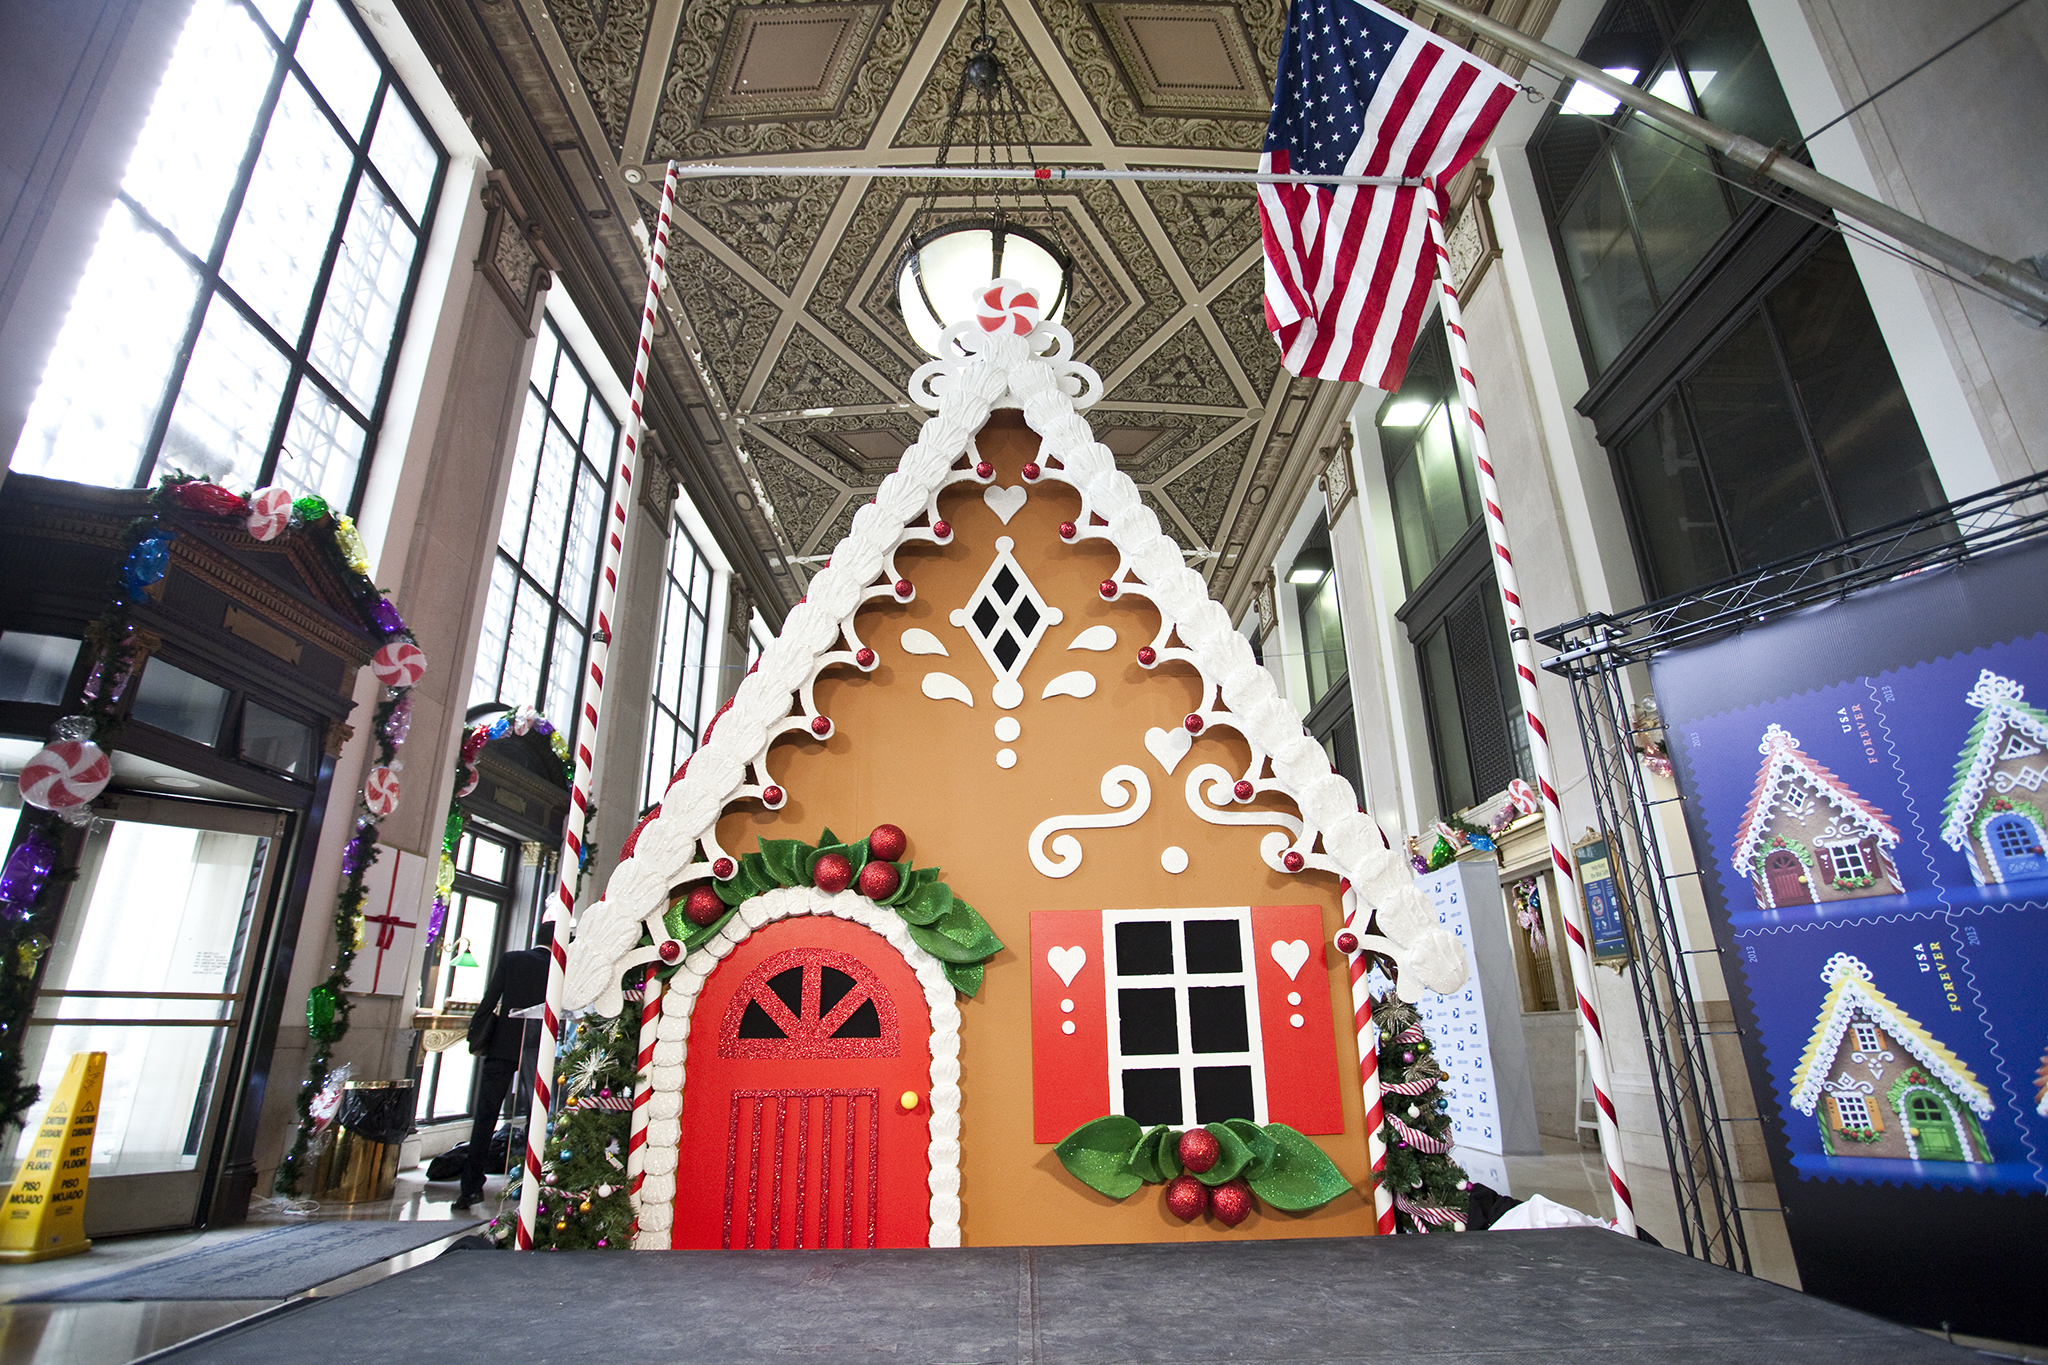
top-left (629, 885), bottom-right (964, 1251)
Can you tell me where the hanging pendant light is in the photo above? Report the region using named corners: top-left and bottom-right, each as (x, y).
top-left (897, 18), bottom-right (1074, 357)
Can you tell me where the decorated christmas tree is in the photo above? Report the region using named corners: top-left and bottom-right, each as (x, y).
top-left (487, 981), bottom-right (641, 1250)
top-left (1374, 991), bottom-right (1471, 1233)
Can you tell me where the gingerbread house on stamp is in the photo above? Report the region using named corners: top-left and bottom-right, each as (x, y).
top-left (1789, 954), bottom-right (1992, 1163)
top-left (559, 283), bottom-right (1468, 1250)
top-left (1940, 669), bottom-right (2048, 887)
top-left (1730, 724), bottom-right (1903, 909)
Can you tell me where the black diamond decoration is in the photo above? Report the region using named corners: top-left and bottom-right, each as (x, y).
top-left (993, 631), bottom-right (1021, 670)
top-left (972, 599), bottom-right (1000, 638)
top-left (1014, 596), bottom-right (1040, 637)
top-left (993, 566), bottom-right (1019, 603)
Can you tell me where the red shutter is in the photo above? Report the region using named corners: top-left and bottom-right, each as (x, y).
top-left (1249, 904), bottom-right (1344, 1135)
top-left (1030, 910), bottom-right (1110, 1143)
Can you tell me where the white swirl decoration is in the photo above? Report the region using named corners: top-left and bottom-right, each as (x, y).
top-left (1185, 763), bottom-right (1301, 870)
top-left (1028, 765), bottom-right (1152, 878)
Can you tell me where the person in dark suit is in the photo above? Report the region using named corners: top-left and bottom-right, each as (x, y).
top-left (455, 922), bottom-right (553, 1210)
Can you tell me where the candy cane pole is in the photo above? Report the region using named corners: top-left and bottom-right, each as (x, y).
top-left (1342, 889), bottom-right (1394, 1235)
top-left (1422, 187), bottom-right (1635, 1236)
top-left (517, 161), bottom-right (679, 1249)
top-left (627, 970), bottom-right (662, 1195)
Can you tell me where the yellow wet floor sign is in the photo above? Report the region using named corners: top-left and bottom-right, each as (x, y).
top-left (0, 1052), bottom-right (104, 1263)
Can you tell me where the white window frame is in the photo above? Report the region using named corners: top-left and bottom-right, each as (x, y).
top-left (1852, 1020), bottom-right (1881, 1055)
top-left (1100, 907), bottom-right (1268, 1128)
top-left (1834, 1091), bottom-right (1872, 1128)
top-left (1826, 839), bottom-right (1870, 881)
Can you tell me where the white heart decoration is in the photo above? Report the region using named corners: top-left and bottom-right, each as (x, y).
top-left (1143, 725), bottom-right (1192, 775)
top-left (983, 485), bottom-right (1027, 524)
top-left (1047, 945), bottom-right (1086, 987)
top-left (1270, 938), bottom-right (1311, 981)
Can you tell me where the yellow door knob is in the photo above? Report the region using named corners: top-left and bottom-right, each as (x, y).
top-left (899, 1090), bottom-right (920, 1112)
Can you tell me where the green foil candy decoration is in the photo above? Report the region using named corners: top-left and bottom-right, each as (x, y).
top-left (292, 494), bottom-right (330, 525)
top-left (306, 984), bottom-right (337, 1039)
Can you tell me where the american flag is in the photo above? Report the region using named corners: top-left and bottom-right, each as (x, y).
top-left (1260, 0), bottom-right (1517, 389)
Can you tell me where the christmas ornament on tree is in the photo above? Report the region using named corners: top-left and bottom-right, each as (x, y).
top-left (1373, 991), bottom-right (1471, 1233)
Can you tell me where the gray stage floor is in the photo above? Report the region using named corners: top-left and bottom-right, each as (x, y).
top-left (161, 1229), bottom-right (1974, 1364)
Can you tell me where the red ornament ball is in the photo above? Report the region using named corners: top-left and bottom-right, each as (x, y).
top-left (975, 460), bottom-right (995, 479)
top-left (1233, 779), bottom-right (1255, 802)
top-left (894, 579), bottom-right (913, 599)
top-left (1183, 713), bottom-right (1203, 734)
top-left (1164, 1174), bottom-right (1209, 1222)
top-left (1210, 1179), bottom-right (1254, 1227)
top-left (857, 860), bottom-right (900, 901)
top-left (712, 856), bottom-right (736, 879)
top-left (1177, 1127), bottom-right (1220, 1174)
top-left (1099, 579), bottom-right (1119, 599)
top-left (813, 853), bottom-right (854, 893)
top-left (1136, 646), bottom-right (1156, 667)
top-left (810, 715), bottom-right (833, 737)
top-left (657, 939), bottom-right (682, 963)
top-left (684, 885), bottom-right (725, 927)
top-left (856, 648), bottom-right (876, 668)
top-left (1059, 521), bottom-right (1077, 541)
top-left (169, 479), bottom-right (250, 517)
top-left (867, 823), bottom-right (908, 862)
top-left (1335, 930), bottom-right (1359, 954)
top-left (1021, 461), bottom-right (1042, 481)
top-left (932, 520), bottom-right (952, 540)
top-left (1282, 850), bottom-right (1306, 873)
top-left (762, 785), bottom-right (785, 807)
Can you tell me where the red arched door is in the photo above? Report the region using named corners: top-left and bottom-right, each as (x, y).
top-left (673, 916), bottom-right (932, 1249)
top-left (1765, 849), bottom-right (1811, 905)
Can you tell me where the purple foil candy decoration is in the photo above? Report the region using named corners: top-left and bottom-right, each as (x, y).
top-left (370, 599), bottom-right (405, 635)
top-left (0, 828), bottom-right (59, 907)
top-left (534, 720), bottom-right (554, 737)
top-left (426, 897), bottom-right (448, 942)
top-left (340, 836), bottom-right (367, 877)
top-left (383, 697), bottom-right (413, 747)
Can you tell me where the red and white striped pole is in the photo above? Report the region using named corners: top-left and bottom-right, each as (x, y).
top-left (1342, 892), bottom-right (1394, 1234)
top-left (517, 161), bottom-right (680, 1250)
top-left (1421, 186), bottom-right (1636, 1236)
top-left (627, 970), bottom-right (662, 1195)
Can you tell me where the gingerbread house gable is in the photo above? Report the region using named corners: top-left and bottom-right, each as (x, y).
top-left (1789, 953), bottom-right (1992, 1121)
top-left (560, 284), bottom-right (1467, 1251)
top-left (1939, 669), bottom-right (2048, 856)
top-left (1730, 724), bottom-right (1900, 881)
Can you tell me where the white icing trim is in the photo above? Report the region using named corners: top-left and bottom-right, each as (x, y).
top-left (901, 628), bottom-right (949, 656)
top-left (563, 274), bottom-right (1464, 1029)
top-left (921, 672), bottom-right (974, 707)
top-left (1790, 952), bottom-right (1993, 1119)
top-left (1041, 670), bottom-right (1096, 700)
top-left (1067, 625), bottom-right (1116, 651)
top-left (1027, 765), bottom-right (1151, 878)
top-left (628, 885), bottom-right (964, 1250)
top-left (1941, 669), bottom-right (2048, 857)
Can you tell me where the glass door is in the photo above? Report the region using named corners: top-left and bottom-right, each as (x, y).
top-left (413, 828), bottom-right (520, 1125)
top-left (9, 792), bottom-right (286, 1236)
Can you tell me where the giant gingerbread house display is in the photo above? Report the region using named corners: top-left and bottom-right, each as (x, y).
top-left (1731, 724), bottom-right (1904, 909)
top-left (562, 284), bottom-right (1466, 1250)
top-left (1940, 669), bottom-right (2048, 887)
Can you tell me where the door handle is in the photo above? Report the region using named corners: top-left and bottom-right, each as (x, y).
top-left (898, 1090), bottom-right (921, 1113)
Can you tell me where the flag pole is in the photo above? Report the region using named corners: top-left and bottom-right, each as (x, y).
top-left (657, 164), bottom-right (1423, 188)
top-left (516, 160), bottom-right (680, 1251)
top-left (1420, 185), bottom-right (1637, 1236)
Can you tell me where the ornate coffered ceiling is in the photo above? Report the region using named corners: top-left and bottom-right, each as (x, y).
top-left (397, 0), bottom-right (1553, 623)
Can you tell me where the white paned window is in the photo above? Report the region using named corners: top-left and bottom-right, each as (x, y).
top-left (1826, 841), bottom-right (1869, 881)
top-left (11, 0), bottom-right (444, 509)
top-left (1852, 1021), bottom-right (1881, 1054)
top-left (1102, 909), bottom-right (1267, 1128)
top-left (470, 311), bottom-right (620, 722)
top-left (1834, 1092), bottom-right (1872, 1128)
top-left (643, 515), bottom-right (718, 810)
top-left (1781, 785), bottom-right (1809, 817)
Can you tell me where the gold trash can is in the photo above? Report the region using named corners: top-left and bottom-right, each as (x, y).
top-left (311, 1080), bottom-right (415, 1203)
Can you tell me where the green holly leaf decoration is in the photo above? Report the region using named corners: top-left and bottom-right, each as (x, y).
top-left (1246, 1123), bottom-right (1354, 1211)
top-left (759, 838), bottom-right (811, 887)
top-left (898, 880), bottom-right (954, 925)
top-left (880, 862), bottom-right (918, 906)
top-left (1194, 1121), bottom-right (1255, 1185)
top-left (941, 961), bottom-right (985, 997)
top-left (1221, 1118), bottom-right (1277, 1180)
top-left (1127, 1125), bottom-right (1183, 1184)
top-left (806, 841), bottom-right (855, 878)
top-left (906, 922), bottom-right (989, 964)
top-left (1054, 1115), bottom-right (1144, 1198)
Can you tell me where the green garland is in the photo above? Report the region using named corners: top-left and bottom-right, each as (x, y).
top-left (1052, 1115), bottom-right (1352, 1211)
top-left (659, 829), bottom-right (1002, 996)
top-left (1751, 833), bottom-right (1812, 881)
top-left (1971, 795), bottom-right (2046, 846)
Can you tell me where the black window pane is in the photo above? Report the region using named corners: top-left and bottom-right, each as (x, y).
top-left (1447, 590), bottom-right (1519, 802)
top-left (819, 966), bottom-right (856, 1015)
top-left (1617, 395), bottom-right (1730, 595)
top-left (1115, 920), bottom-right (1173, 975)
top-left (1122, 1068), bottom-right (1183, 1125)
top-left (992, 566), bottom-right (1018, 602)
top-left (1420, 624), bottom-right (1476, 813)
top-left (993, 632), bottom-right (1021, 670)
top-left (1182, 920), bottom-right (1242, 974)
top-left (1556, 154), bottom-right (1657, 372)
top-left (972, 599), bottom-right (1000, 637)
top-left (834, 998), bottom-right (882, 1038)
top-left (768, 967), bottom-right (804, 1016)
top-left (130, 659), bottom-right (230, 745)
top-left (1764, 238), bottom-right (1943, 536)
top-left (1677, 0), bottom-right (1800, 150)
top-left (240, 700), bottom-right (312, 776)
top-left (739, 1001), bottom-right (786, 1039)
top-left (1118, 988), bottom-right (1179, 1055)
top-left (1189, 986), bottom-right (1250, 1053)
top-left (1683, 312), bottom-right (1836, 568)
top-left (1533, 105), bottom-right (1608, 217)
top-left (1609, 112), bottom-right (1730, 300)
top-left (1193, 1066), bottom-right (1257, 1124)
top-left (1014, 596), bottom-right (1040, 637)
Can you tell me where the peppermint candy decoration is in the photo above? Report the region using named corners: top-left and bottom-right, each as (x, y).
top-left (19, 741), bottom-right (112, 811)
top-left (369, 641), bottom-right (426, 689)
top-left (974, 279), bottom-right (1041, 337)
top-left (456, 769), bottom-right (480, 799)
top-left (1507, 778), bottom-right (1539, 815)
top-left (245, 486), bottom-right (294, 542)
top-left (363, 765), bottom-right (402, 817)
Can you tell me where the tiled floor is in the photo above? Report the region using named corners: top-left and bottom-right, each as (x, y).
top-left (0, 1169), bottom-right (502, 1365)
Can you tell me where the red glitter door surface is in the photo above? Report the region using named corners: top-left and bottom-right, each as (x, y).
top-left (673, 916), bottom-right (933, 1249)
